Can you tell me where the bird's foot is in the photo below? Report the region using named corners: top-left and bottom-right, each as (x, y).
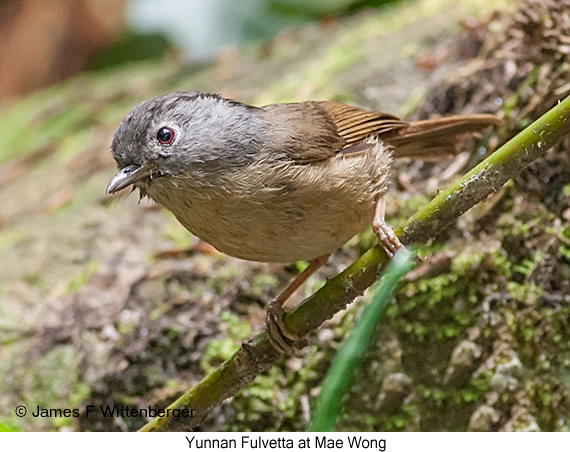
top-left (373, 218), bottom-right (404, 258)
top-left (266, 299), bottom-right (306, 357)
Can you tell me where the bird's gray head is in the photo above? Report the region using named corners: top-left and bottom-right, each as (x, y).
top-left (106, 91), bottom-right (267, 196)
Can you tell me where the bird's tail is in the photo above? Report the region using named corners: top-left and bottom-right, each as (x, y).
top-left (385, 114), bottom-right (501, 161)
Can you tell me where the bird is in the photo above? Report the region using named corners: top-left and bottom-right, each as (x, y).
top-left (107, 91), bottom-right (499, 354)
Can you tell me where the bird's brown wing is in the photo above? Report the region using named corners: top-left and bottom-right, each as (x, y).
top-left (262, 101), bottom-right (408, 163)
top-left (316, 101), bottom-right (408, 147)
top-left (262, 102), bottom-right (345, 163)
top-left (318, 101), bottom-right (500, 160)
top-left (263, 101), bottom-right (499, 163)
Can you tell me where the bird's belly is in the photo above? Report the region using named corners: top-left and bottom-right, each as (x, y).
top-left (177, 199), bottom-right (375, 263)
top-left (149, 145), bottom-right (390, 263)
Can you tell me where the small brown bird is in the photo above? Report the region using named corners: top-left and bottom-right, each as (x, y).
top-left (107, 92), bottom-right (499, 353)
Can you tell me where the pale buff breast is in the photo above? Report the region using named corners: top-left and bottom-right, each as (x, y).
top-left (148, 140), bottom-right (392, 263)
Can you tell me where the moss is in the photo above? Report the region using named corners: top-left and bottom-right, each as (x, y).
top-left (0, 97), bottom-right (93, 165)
top-left (62, 259), bottom-right (100, 295)
top-left (561, 245), bottom-right (570, 263)
top-left (56, 129), bottom-right (100, 162)
top-left (22, 272), bottom-right (46, 288)
top-left (228, 371), bottom-right (284, 431)
top-left (422, 387), bottom-right (447, 405)
top-left (0, 419), bottom-right (23, 432)
top-left (384, 412), bottom-right (415, 430)
top-left (376, 245), bottom-right (508, 428)
top-left (249, 274), bottom-right (280, 297)
top-left (160, 217), bottom-right (193, 250)
top-left (453, 388), bottom-right (480, 404)
top-left (13, 345), bottom-right (87, 431)
top-left (0, 228), bottom-right (27, 253)
top-left (20, 271), bottom-right (58, 297)
top-left (200, 312), bottom-right (252, 374)
top-left (224, 311), bottom-right (253, 340)
top-left (502, 65), bottom-right (543, 129)
top-left (506, 281), bottom-right (543, 305)
top-left (98, 100), bottom-right (137, 126)
top-left (387, 194), bottom-right (433, 240)
top-left (257, 0), bottom-right (509, 105)
top-left (255, 31), bottom-right (365, 104)
top-left (294, 260), bottom-right (310, 272)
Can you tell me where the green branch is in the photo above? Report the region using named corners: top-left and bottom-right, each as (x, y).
top-left (140, 94), bottom-right (570, 432)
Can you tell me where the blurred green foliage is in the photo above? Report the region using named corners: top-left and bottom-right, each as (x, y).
top-left (88, 0), bottom-right (399, 69)
top-left (232, 0), bottom-right (399, 42)
top-left (89, 32), bottom-right (172, 70)
top-left (271, 0), bottom-right (398, 17)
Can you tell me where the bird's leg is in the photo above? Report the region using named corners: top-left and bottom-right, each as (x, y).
top-left (266, 254), bottom-right (330, 355)
top-left (372, 196), bottom-right (404, 257)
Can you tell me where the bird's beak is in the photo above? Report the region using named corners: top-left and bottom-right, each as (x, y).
top-left (106, 163), bottom-right (155, 194)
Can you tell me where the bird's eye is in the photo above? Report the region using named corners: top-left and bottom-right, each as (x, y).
top-left (156, 127), bottom-right (175, 145)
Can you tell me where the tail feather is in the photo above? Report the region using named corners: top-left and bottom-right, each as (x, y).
top-left (385, 114), bottom-right (500, 160)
